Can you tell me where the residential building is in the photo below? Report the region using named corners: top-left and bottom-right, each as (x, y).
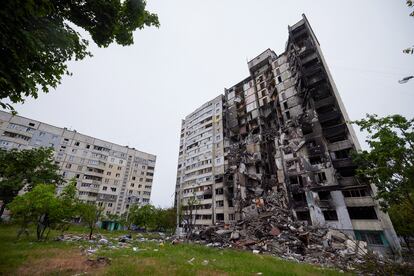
top-left (0, 111), bottom-right (156, 216)
top-left (175, 95), bottom-right (234, 227)
top-left (175, 14), bottom-right (400, 254)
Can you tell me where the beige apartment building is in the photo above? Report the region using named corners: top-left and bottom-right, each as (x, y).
top-left (0, 111), bottom-right (156, 216)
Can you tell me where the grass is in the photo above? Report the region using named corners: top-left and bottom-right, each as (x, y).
top-left (0, 223), bottom-right (348, 275)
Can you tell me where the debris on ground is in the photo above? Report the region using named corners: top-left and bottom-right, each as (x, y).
top-left (85, 256), bottom-right (111, 267)
top-left (178, 190), bottom-right (376, 271)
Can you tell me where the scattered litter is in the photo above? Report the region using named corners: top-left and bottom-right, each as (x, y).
top-left (187, 257), bottom-right (195, 265)
top-left (202, 260), bottom-right (209, 266)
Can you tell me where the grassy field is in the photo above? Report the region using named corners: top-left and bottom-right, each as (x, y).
top-left (0, 224), bottom-right (348, 276)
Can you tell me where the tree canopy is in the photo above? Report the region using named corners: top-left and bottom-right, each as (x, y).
top-left (0, 0), bottom-right (159, 110)
top-left (353, 114), bottom-right (414, 211)
top-left (8, 181), bottom-right (81, 240)
top-left (0, 147), bottom-right (63, 217)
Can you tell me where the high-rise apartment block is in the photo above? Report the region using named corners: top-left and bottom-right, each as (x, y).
top-left (0, 111), bottom-right (156, 216)
top-left (175, 15), bottom-right (400, 253)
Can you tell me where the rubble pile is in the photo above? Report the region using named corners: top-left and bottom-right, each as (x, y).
top-left (189, 191), bottom-right (368, 270)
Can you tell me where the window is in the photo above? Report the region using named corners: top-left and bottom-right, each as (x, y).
top-left (355, 231), bottom-right (384, 245)
top-left (116, 173), bottom-right (120, 177)
top-left (86, 144), bottom-right (90, 149)
top-left (77, 165), bottom-right (83, 171)
top-left (117, 166), bottom-right (122, 170)
top-left (316, 172), bottom-right (327, 183)
top-left (76, 174), bottom-right (80, 179)
top-left (128, 190), bottom-right (133, 194)
top-left (28, 122), bottom-right (35, 127)
top-left (102, 186), bottom-right (107, 191)
top-left (130, 183), bottom-right (135, 187)
top-left (109, 165), bottom-right (113, 169)
top-left (74, 141), bottom-right (80, 146)
top-left (142, 165), bottom-right (146, 169)
top-left (215, 188), bottom-right (223, 195)
top-left (348, 207), bottom-right (378, 220)
top-left (106, 172), bottom-right (111, 176)
top-left (318, 191), bottom-right (331, 201)
top-left (216, 200), bottom-right (224, 207)
top-left (216, 213), bottom-right (224, 221)
top-left (283, 101), bottom-right (288, 110)
top-left (310, 156), bottom-right (322, 165)
top-left (65, 163), bottom-right (72, 169)
top-left (132, 176), bottom-right (136, 180)
top-left (104, 179), bottom-right (109, 183)
top-left (229, 214), bottom-right (236, 221)
top-left (342, 188), bottom-right (370, 198)
top-left (296, 211), bottom-right (311, 221)
top-left (108, 203), bottom-right (113, 207)
top-left (111, 187), bottom-right (117, 192)
top-left (323, 210), bottom-right (338, 221)
top-left (285, 111), bottom-right (290, 120)
top-left (277, 76), bottom-right (282, 83)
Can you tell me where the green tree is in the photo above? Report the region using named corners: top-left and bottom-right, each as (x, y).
top-left (154, 207), bottom-right (176, 233)
top-left (352, 114), bottom-right (414, 210)
top-left (389, 200), bottom-right (414, 252)
top-left (131, 204), bottom-right (156, 230)
top-left (51, 179), bottom-right (81, 234)
top-left (79, 203), bottom-right (103, 240)
top-left (0, 147), bottom-right (63, 217)
top-left (8, 184), bottom-right (60, 240)
top-left (0, 0), bottom-right (159, 110)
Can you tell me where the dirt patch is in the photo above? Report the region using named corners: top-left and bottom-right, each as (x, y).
top-left (17, 249), bottom-right (108, 275)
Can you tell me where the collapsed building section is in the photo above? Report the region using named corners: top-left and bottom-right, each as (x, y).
top-left (175, 14), bottom-right (400, 255)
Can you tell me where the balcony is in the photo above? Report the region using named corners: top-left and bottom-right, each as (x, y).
top-left (338, 176), bottom-right (359, 186)
top-left (318, 200), bottom-right (333, 209)
top-left (345, 196), bottom-right (375, 207)
top-left (318, 110), bottom-right (341, 124)
top-left (314, 95), bottom-right (335, 109)
top-left (322, 124), bottom-right (347, 139)
top-left (332, 158), bottom-right (355, 169)
top-left (300, 52), bottom-right (318, 66)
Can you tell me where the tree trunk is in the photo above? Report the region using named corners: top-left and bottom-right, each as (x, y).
top-left (0, 203), bottom-right (6, 218)
top-left (404, 236), bottom-right (412, 252)
top-left (89, 225), bottom-right (93, 240)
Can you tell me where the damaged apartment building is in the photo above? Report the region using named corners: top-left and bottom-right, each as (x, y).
top-left (0, 111), bottom-right (156, 216)
top-left (175, 14), bottom-right (400, 253)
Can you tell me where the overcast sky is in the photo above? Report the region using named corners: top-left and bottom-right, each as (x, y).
top-left (11, 1), bottom-right (414, 207)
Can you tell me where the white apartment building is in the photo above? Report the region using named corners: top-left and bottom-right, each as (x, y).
top-left (0, 111), bottom-right (156, 216)
top-left (175, 95), bottom-right (235, 229)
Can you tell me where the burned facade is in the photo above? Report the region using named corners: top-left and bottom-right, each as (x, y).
top-left (176, 15), bottom-right (400, 253)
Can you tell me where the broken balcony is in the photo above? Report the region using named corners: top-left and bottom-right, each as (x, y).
top-left (322, 123), bottom-right (347, 141)
top-left (314, 95), bottom-right (335, 109)
top-left (318, 110), bottom-right (341, 124)
top-left (332, 157), bottom-right (355, 169)
top-left (338, 176), bottom-right (360, 187)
